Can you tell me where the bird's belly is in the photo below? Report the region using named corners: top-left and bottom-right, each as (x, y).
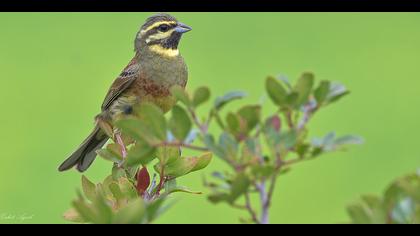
top-left (132, 74), bottom-right (185, 110)
top-left (109, 77), bottom-right (185, 121)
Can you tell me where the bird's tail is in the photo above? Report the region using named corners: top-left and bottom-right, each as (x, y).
top-left (58, 126), bottom-right (109, 172)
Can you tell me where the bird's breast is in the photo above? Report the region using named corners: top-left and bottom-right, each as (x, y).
top-left (127, 55), bottom-right (188, 112)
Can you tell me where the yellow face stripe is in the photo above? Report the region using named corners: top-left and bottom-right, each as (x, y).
top-left (149, 44), bottom-right (179, 58)
top-left (140, 21), bottom-right (177, 35)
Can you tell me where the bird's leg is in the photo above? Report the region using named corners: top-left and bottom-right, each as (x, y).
top-left (114, 131), bottom-right (128, 159)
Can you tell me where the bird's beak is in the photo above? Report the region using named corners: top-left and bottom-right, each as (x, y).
top-left (174, 22), bottom-right (192, 34)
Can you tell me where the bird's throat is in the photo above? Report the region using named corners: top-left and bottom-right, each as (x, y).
top-left (148, 44), bottom-right (179, 58)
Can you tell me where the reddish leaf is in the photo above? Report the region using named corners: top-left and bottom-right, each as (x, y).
top-left (136, 167), bottom-right (150, 196)
top-left (267, 115), bottom-right (281, 132)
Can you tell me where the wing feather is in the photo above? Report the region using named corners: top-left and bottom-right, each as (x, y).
top-left (101, 57), bottom-right (140, 111)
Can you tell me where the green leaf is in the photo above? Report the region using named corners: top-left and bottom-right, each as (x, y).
top-left (296, 143), bottom-right (310, 158)
top-left (334, 135), bottom-right (364, 146)
top-left (156, 146), bottom-right (180, 166)
top-left (318, 132), bottom-right (336, 151)
top-left (263, 124), bottom-right (282, 156)
top-left (72, 197), bottom-right (96, 223)
top-left (237, 105), bottom-right (262, 133)
top-left (278, 75), bottom-right (292, 90)
top-left (285, 92), bottom-right (299, 108)
top-left (251, 165), bottom-right (277, 179)
top-left (226, 112), bottom-right (241, 135)
top-left (164, 153), bottom-right (211, 178)
top-left (311, 147), bottom-right (323, 157)
top-left (208, 193), bottom-right (231, 204)
top-left (101, 175), bottom-right (115, 197)
top-left (360, 195), bottom-right (387, 223)
top-left (126, 139), bottom-right (156, 167)
top-left (281, 130), bottom-right (298, 149)
top-left (134, 103), bottom-right (167, 141)
top-left (145, 197), bottom-right (167, 223)
top-left (108, 182), bottom-right (124, 202)
top-left (81, 175), bottom-right (96, 202)
top-left (347, 203), bottom-right (372, 224)
top-left (313, 133), bottom-right (364, 152)
top-left (96, 149), bottom-right (120, 163)
top-left (244, 138), bottom-right (258, 156)
top-left (63, 208), bottom-right (85, 223)
top-left (118, 177), bottom-right (139, 200)
top-left (241, 138), bottom-right (262, 163)
top-left (112, 166), bottom-right (126, 181)
top-left (391, 197), bottom-right (416, 224)
top-left (164, 178), bottom-right (177, 193)
top-left (203, 134), bottom-right (226, 159)
top-left (228, 173), bottom-right (251, 203)
top-left (96, 144), bottom-right (123, 164)
top-left (323, 132), bottom-right (336, 145)
top-left (347, 195), bottom-right (387, 224)
top-left (115, 118), bottom-right (160, 145)
top-left (166, 186), bottom-right (202, 195)
top-left (164, 179), bottom-right (202, 195)
top-left (214, 91), bottom-right (247, 110)
top-left (266, 76), bottom-right (288, 106)
top-left (213, 110), bottom-right (226, 129)
top-left (106, 143), bottom-right (124, 157)
top-left (326, 82), bottom-right (350, 105)
top-left (415, 206), bottom-right (420, 224)
top-left (314, 80), bottom-right (330, 105)
top-left (91, 190), bottom-right (113, 224)
top-left (190, 152), bottom-right (213, 172)
top-left (112, 198), bottom-right (146, 224)
top-left (193, 86), bottom-right (211, 107)
top-left (169, 105), bottom-right (192, 141)
top-left (219, 132), bottom-right (239, 160)
top-left (384, 172), bottom-right (420, 208)
top-left (293, 72), bottom-right (315, 107)
top-left (170, 85), bottom-right (191, 107)
top-left (164, 157), bottom-right (197, 178)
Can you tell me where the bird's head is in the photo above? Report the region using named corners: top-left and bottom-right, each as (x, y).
top-left (135, 13), bottom-right (192, 58)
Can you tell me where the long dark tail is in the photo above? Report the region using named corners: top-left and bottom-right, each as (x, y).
top-left (58, 126), bottom-right (109, 172)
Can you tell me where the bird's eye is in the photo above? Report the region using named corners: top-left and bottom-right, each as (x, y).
top-left (158, 24), bottom-right (170, 32)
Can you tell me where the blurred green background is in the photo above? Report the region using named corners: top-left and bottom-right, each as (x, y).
top-left (0, 13), bottom-right (419, 224)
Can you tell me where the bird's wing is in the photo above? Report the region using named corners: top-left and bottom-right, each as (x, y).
top-left (101, 57), bottom-right (140, 111)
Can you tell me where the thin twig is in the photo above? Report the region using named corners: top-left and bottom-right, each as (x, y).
top-left (265, 173), bottom-right (278, 210)
top-left (297, 104), bottom-right (313, 131)
top-left (155, 168), bottom-right (166, 197)
top-left (283, 157), bottom-right (305, 166)
top-left (204, 109), bottom-right (215, 129)
top-left (189, 108), bottom-right (208, 134)
top-left (255, 181), bottom-right (269, 224)
top-left (285, 110), bottom-right (294, 129)
top-left (245, 192), bottom-right (260, 224)
top-left (253, 124), bottom-right (262, 138)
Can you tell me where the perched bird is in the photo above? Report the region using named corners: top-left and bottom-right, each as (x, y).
top-left (58, 13), bottom-right (192, 172)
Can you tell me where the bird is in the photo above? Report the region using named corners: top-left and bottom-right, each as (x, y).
top-left (58, 13), bottom-right (192, 172)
